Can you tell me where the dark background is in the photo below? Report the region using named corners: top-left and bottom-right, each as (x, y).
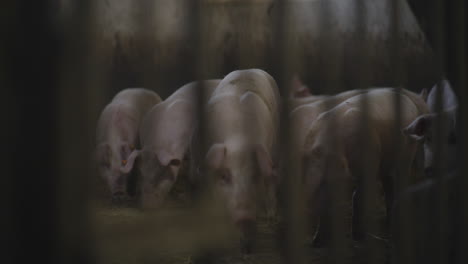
top-left (2, 0), bottom-right (466, 263)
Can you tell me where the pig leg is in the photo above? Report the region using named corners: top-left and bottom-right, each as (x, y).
top-left (348, 132), bottom-right (381, 241)
top-left (351, 159), bottom-right (381, 241)
top-left (385, 151), bottom-right (416, 233)
top-left (382, 172), bottom-right (395, 233)
top-left (126, 168), bottom-right (138, 197)
top-left (187, 154), bottom-right (206, 205)
top-left (187, 158), bottom-right (199, 202)
top-left (313, 154), bottom-right (353, 247)
top-left (263, 172), bottom-right (279, 222)
top-left (352, 188), bottom-right (364, 240)
top-left (240, 221), bottom-right (257, 254)
top-left (311, 181), bottom-right (331, 247)
top-left (187, 136), bottom-right (206, 204)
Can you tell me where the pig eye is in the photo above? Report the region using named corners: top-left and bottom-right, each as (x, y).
top-left (219, 169), bottom-right (232, 184)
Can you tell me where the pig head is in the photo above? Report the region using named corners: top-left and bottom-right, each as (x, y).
top-left (121, 147), bottom-right (184, 209)
top-left (403, 79), bottom-right (458, 175)
top-left (289, 74), bottom-right (312, 98)
top-left (127, 100), bottom-right (195, 209)
top-left (96, 141), bottom-right (138, 203)
top-left (204, 142), bottom-right (274, 230)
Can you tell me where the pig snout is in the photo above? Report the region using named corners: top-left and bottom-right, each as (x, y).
top-left (234, 213), bottom-right (256, 230)
top-left (232, 193), bottom-right (257, 229)
top-left (234, 212), bottom-right (257, 254)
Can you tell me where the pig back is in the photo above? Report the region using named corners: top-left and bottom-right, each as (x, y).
top-left (336, 88), bottom-right (426, 125)
top-left (112, 88), bottom-right (162, 117)
top-left (289, 88), bottom-right (372, 154)
top-left (96, 88), bottom-right (162, 143)
top-left (166, 79), bottom-right (221, 104)
top-left (240, 91), bottom-right (277, 151)
top-left (205, 92), bottom-right (276, 150)
top-left (289, 95), bottom-right (328, 110)
top-left (139, 80), bottom-right (221, 162)
top-left (289, 88), bottom-right (369, 111)
top-left (290, 102), bottom-right (328, 152)
top-left (213, 69), bottom-right (280, 122)
top-left (322, 88), bottom-right (428, 156)
top-left (150, 99), bottom-right (197, 161)
top-left (399, 88), bottom-right (430, 116)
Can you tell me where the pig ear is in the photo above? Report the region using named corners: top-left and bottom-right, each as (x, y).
top-left (419, 88), bottom-right (428, 101)
top-left (427, 79), bottom-right (459, 112)
top-left (403, 115), bottom-right (433, 142)
top-left (120, 150), bottom-right (141, 174)
top-left (205, 143), bottom-right (226, 169)
top-left (290, 74), bottom-right (311, 98)
top-left (255, 144), bottom-right (273, 178)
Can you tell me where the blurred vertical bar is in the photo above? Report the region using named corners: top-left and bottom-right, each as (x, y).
top-left (186, 1), bottom-right (214, 262)
top-left (319, 1), bottom-right (347, 264)
top-left (185, 0), bottom-right (207, 203)
top-left (352, 1), bottom-right (379, 264)
top-left (185, 0), bottom-right (202, 208)
top-left (134, 0), bottom-right (157, 91)
top-left (0, 1), bottom-right (12, 260)
top-left (272, 0), bottom-right (306, 264)
top-left (3, 0), bottom-right (62, 263)
top-left (57, 0), bottom-right (99, 263)
top-left (453, 0), bottom-right (467, 263)
top-left (391, 0), bottom-right (412, 264)
top-left (130, 1), bottom-right (158, 260)
top-left (431, 0), bottom-right (448, 263)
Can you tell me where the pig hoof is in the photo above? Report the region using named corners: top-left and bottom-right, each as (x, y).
top-left (312, 237), bottom-right (329, 248)
top-left (312, 231), bottom-right (331, 248)
top-left (240, 234), bottom-right (256, 254)
top-left (240, 238), bottom-right (254, 254)
top-left (237, 219), bottom-right (257, 254)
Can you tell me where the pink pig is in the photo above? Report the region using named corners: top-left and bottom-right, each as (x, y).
top-left (121, 80), bottom-right (221, 209)
top-left (95, 88), bottom-right (162, 204)
top-left (202, 69), bottom-right (280, 252)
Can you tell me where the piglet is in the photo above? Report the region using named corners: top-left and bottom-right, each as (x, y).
top-left (95, 88), bottom-right (162, 205)
top-left (121, 80), bottom-right (221, 209)
top-left (202, 69), bottom-right (280, 253)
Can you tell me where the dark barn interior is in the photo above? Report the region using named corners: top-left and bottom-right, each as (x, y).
top-left (2, 0), bottom-right (467, 263)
